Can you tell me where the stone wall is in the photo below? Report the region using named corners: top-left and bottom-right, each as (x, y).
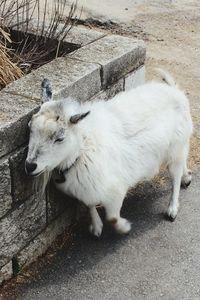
top-left (0, 26), bottom-right (146, 284)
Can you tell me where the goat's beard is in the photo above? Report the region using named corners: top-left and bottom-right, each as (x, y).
top-left (33, 170), bottom-right (51, 195)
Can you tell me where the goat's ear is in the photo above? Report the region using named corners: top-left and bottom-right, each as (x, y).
top-left (70, 111), bottom-right (90, 124)
top-left (41, 79), bottom-right (52, 104)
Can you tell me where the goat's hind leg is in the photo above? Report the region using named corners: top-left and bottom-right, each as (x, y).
top-left (167, 140), bottom-right (192, 221)
top-left (181, 164), bottom-right (192, 188)
top-left (167, 161), bottom-right (183, 221)
top-left (181, 142), bottom-right (192, 188)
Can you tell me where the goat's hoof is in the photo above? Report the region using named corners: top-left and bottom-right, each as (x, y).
top-left (181, 180), bottom-right (191, 189)
top-left (115, 218), bottom-right (131, 234)
top-left (166, 214), bottom-right (176, 222)
top-left (89, 223), bottom-right (103, 237)
top-left (166, 206), bottom-right (178, 222)
top-left (181, 171), bottom-right (192, 189)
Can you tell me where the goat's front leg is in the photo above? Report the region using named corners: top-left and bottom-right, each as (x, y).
top-left (89, 206), bottom-right (103, 237)
top-left (104, 198), bottom-right (131, 234)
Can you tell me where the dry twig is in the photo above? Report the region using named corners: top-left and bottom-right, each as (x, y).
top-left (0, 27), bottom-right (22, 88)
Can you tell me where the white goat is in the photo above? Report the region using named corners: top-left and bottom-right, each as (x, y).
top-left (26, 70), bottom-right (193, 237)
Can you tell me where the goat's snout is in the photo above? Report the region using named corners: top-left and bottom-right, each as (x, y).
top-left (25, 160), bottom-right (37, 175)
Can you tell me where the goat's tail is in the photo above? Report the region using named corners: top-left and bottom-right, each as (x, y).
top-left (155, 68), bottom-right (177, 87)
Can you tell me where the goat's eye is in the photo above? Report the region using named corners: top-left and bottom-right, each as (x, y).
top-left (54, 137), bottom-right (64, 143)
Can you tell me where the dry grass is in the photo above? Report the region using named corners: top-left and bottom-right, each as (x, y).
top-left (0, 27), bottom-right (23, 88)
top-left (0, 0), bottom-right (79, 89)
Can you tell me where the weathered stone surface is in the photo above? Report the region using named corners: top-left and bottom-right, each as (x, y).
top-left (0, 92), bottom-right (38, 126)
top-left (0, 158), bottom-right (12, 219)
top-left (9, 147), bottom-right (36, 202)
top-left (0, 92), bottom-right (39, 158)
top-left (0, 192), bottom-right (46, 268)
top-left (91, 78), bottom-right (124, 101)
top-left (91, 66), bottom-right (145, 102)
top-left (17, 211), bottom-right (73, 269)
top-left (69, 35), bottom-right (146, 88)
top-left (4, 57), bottom-right (101, 102)
top-left (0, 261), bottom-right (12, 285)
top-left (47, 180), bottom-right (76, 223)
top-left (124, 66), bottom-right (145, 90)
top-left (64, 25), bottom-right (106, 46)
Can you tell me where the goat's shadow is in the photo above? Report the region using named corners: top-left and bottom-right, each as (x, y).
top-left (17, 180), bottom-right (173, 295)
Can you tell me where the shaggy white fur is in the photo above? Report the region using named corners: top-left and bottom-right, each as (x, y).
top-left (26, 70), bottom-right (193, 237)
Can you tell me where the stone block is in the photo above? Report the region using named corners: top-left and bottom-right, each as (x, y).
top-left (0, 261), bottom-right (13, 285)
top-left (69, 35), bottom-right (146, 88)
top-left (0, 91), bottom-right (39, 158)
top-left (4, 57), bottom-right (101, 102)
top-left (91, 78), bottom-right (124, 101)
top-left (0, 158), bottom-right (12, 219)
top-left (0, 192), bottom-right (46, 268)
top-left (64, 25), bottom-right (106, 46)
top-left (124, 66), bottom-right (145, 90)
top-left (47, 180), bottom-right (76, 223)
top-left (9, 147), bottom-right (36, 202)
top-left (16, 211), bottom-right (73, 269)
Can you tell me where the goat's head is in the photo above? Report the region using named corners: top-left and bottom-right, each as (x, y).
top-left (25, 79), bottom-right (90, 176)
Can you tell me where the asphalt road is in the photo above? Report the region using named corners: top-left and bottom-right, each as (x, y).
top-left (14, 171), bottom-right (200, 300)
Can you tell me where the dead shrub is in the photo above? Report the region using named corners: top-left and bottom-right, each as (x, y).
top-left (0, 0), bottom-right (79, 89)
